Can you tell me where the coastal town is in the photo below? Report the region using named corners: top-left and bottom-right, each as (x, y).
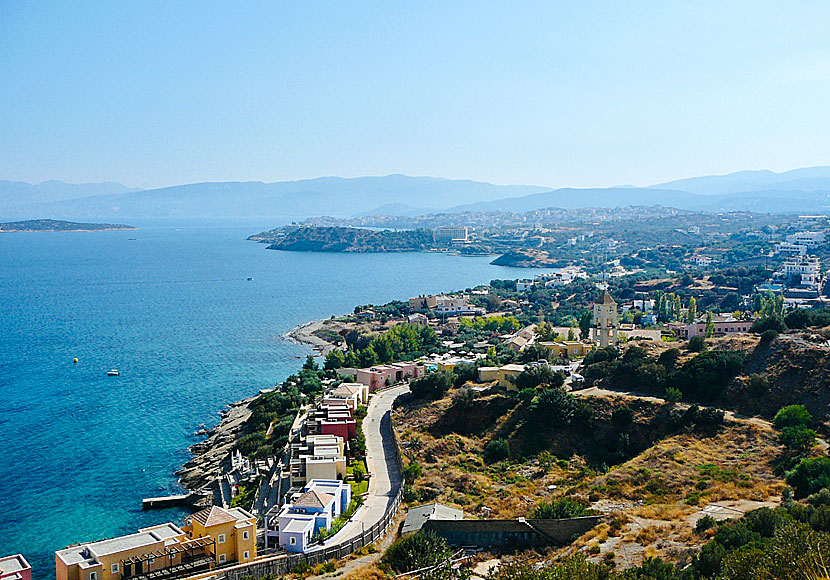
top-left (2, 212), bottom-right (828, 580)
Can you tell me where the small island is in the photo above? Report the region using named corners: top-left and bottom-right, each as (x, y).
top-left (0, 219), bottom-right (138, 232)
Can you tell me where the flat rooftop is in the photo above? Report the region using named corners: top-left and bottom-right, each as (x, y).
top-left (0, 555), bottom-right (30, 575)
top-left (56, 523), bottom-right (185, 563)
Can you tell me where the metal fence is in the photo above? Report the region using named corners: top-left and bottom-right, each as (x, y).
top-left (221, 409), bottom-right (405, 580)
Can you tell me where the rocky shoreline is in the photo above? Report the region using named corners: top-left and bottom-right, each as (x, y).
top-left (284, 319), bottom-right (337, 355)
top-left (176, 396), bottom-right (257, 493)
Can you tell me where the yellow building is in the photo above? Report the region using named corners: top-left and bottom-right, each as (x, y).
top-left (56, 507), bottom-right (256, 580)
top-left (538, 341), bottom-right (595, 359)
top-left (183, 506), bottom-right (257, 566)
top-left (56, 523), bottom-right (214, 580)
top-left (477, 366), bottom-right (500, 383)
top-left (497, 364), bottom-right (526, 391)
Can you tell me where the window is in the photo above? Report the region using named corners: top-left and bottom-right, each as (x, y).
top-left (289, 537), bottom-right (296, 545)
top-left (243, 551), bottom-right (250, 560)
top-left (242, 530), bottom-right (250, 541)
top-left (111, 564), bottom-right (120, 575)
top-left (218, 554), bottom-right (226, 563)
top-left (148, 558), bottom-right (155, 566)
top-left (89, 573), bottom-right (97, 580)
top-left (217, 533), bottom-right (226, 544)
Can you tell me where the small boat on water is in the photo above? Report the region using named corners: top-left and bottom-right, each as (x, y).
top-left (107, 369), bottom-right (120, 376)
top-left (247, 277), bottom-right (254, 281)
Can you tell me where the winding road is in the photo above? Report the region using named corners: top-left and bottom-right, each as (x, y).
top-left (315, 384), bottom-right (408, 548)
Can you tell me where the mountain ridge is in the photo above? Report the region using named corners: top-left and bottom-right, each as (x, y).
top-left (3, 166), bottom-right (830, 219)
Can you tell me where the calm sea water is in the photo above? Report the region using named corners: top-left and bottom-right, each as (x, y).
top-left (0, 220), bottom-right (542, 578)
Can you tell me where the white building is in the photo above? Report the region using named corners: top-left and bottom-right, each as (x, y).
top-left (434, 294), bottom-right (474, 315)
top-left (434, 227), bottom-right (469, 243)
top-left (786, 231), bottom-right (825, 247)
top-left (516, 280), bottom-right (534, 292)
top-left (778, 255), bottom-right (822, 286)
top-left (776, 241), bottom-right (809, 257)
top-left (691, 255), bottom-right (713, 267)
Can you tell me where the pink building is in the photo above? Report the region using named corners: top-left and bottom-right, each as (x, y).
top-left (0, 555), bottom-right (31, 580)
top-left (356, 361), bottom-right (425, 392)
top-left (677, 315), bottom-right (752, 338)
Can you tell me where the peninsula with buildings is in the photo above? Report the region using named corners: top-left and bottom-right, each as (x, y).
top-left (11, 212), bottom-right (830, 580)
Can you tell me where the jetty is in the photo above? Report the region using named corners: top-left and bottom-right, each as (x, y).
top-left (142, 492), bottom-right (210, 510)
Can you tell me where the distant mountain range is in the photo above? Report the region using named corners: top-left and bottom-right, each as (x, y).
top-left (3, 166), bottom-right (830, 220)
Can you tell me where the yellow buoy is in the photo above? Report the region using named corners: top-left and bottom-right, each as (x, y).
top-left (73, 358), bottom-right (78, 363)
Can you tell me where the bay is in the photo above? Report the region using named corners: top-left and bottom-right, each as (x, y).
top-left (0, 219), bottom-right (542, 578)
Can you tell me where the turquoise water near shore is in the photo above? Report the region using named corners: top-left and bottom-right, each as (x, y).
top-left (0, 220), bottom-right (543, 578)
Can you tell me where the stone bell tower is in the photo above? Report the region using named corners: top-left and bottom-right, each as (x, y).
top-left (593, 289), bottom-right (619, 348)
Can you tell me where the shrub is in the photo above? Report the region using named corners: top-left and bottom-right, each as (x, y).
top-left (483, 438), bottom-right (510, 463)
top-left (663, 387), bottom-right (682, 404)
top-left (750, 316), bottom-right (787, 334)
top-left (383, 531), bottom-right (452, 573)
top-left (779, 426), bottom-right (817, 453)
top-left (514, 365), bottom-right (565, 390)
top-left (402, 484), bottom-right (419, 503)
top-left (530, 386), bottom-right (578, 425)
top-left (671, 350), bottom-right (745, 402)
top-left (807, 488), bottom-right (830, 508)
top-left (657, 348), bottom-right (681, 369)
top-left (410, 371), bottom-right (453, 399)
top-left (786, 457), bottom-right (830, 498)
top-left (695, 515), bottom-right (717, 534)
top-left (402, 461), bottom-right (423, 484)
top-left (688, 336), bottom-right (706, 352)
top-left (353, 464), bottom-right (366, 483)
top-left (760, 329), bottom-right (778, 343)
top-left (773, 405), bottom-right (812, 429)
top-left (532, 497), bottom-right (591, 519)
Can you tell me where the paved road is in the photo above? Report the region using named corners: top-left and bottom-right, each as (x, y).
top-left (316, 384), bottom-right (408, 548)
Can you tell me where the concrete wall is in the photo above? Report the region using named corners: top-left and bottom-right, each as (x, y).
top-left (422, 516), bottom-right (603, 548)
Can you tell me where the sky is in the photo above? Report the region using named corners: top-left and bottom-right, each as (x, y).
top-left (1, 1), bottom-right (830, 190)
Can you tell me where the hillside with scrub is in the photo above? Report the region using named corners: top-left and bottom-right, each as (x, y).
top-left (384, 321), bottom-right (830, 576)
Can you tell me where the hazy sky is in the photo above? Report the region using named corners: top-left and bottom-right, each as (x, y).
top-left (2, 1), bottom-right (830, 189)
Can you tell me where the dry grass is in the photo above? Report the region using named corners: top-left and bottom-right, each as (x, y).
top-left (393, 383), bottom-right (786, 572)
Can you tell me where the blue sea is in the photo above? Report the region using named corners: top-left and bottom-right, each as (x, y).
top-left (0, 219), bottom-right (542, 578)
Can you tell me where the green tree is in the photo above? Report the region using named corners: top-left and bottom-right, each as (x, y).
top-left (302, 354), bottom-right (319, 372)
top-left (579, 311), bottom-right (592, 340)
top-left (687, 296), bottom-right (697, 323)
top-left (773, 405), bottom-right (812, 429)
top-left (324, 349), bottom-right (344, 370)
top-left (383, 531), bottom-right (453, 573)
top-left (514, 365), bottom-right (565, 391)
top-left (779, 426), bottom-right (817, 453)
top-left (410, 371), bottom-right (453, 399)
top-left (705, 310), bottom-right (715, 338)
top-left (786, 457), bottom-right (830, 498)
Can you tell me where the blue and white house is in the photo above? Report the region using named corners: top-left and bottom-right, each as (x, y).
top-left (275, 479), bottom-right (352, 553)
